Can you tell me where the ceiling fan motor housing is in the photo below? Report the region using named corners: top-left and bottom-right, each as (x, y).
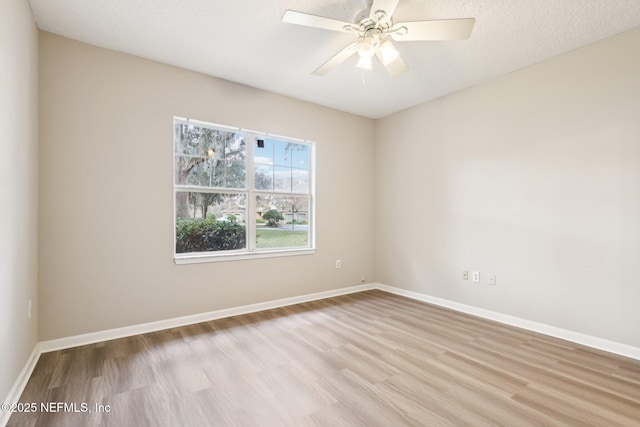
top-left (354, 6), bottom-right (393, 34)
top-left (354, 6), bottom-right (374, 27)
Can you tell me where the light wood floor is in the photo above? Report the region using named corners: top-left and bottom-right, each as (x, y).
top-left (8, 290), bottom-right (640, 426)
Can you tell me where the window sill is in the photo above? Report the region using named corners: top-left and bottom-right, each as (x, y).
top-left (174, 248), bottom-right (316, 264)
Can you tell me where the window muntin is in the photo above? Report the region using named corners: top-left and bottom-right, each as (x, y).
top-left (174, 118), bottom-right (314, 261)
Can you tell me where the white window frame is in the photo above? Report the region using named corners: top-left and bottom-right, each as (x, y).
top-left (173, 117), bottom-right (316, 264)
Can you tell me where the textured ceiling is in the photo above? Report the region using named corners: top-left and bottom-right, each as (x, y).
top-left (28, 0), bottom-right (640, 119)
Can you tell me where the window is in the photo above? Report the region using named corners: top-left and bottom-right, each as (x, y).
top-left (173, 117), bottom-right (314, 263)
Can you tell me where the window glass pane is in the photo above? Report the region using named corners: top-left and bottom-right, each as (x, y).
top-left (291, 144), bottom-right (309, 170)
top-left (175, 155), bottom-right (208, 186)
top-left (255, 138), bottom-right (274, 166)
top-left (223, 160), bottom-right (247, 188)
top-left (255, 195), bottom-right (309, 249)
top-left (292, 168), bottom-right (309, 193)
top-left (216, 133), bottom-right (246, 189)
top-left (175, 191), bottom-right (246, 253)
top-left (274, 140), bottom-right (291, 167)
top-left (255, 164), bottom-right (273, 191)
top-left (174, 124), bottom-right (203, 156)
top-left (209, 160), bottom-right (225, 187)
top-left (274, 167), bottom-right (292, 192)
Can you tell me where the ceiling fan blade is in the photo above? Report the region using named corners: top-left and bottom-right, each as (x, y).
top-left (370, 0), bottom-right (400, 22)
top-left (282, 10), bottom-right (353, 33)
top-left (391, 18), bottom-right (475, 41)
top-left (376, 50), bottom-right (409, 78)
top-left (312, 42), bottom-right (359, 76)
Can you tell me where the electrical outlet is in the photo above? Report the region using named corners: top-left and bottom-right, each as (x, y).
top-left (488, 274), bottom-right (496, 286)
top-left (472, 271), bottom-right (480, 283)
top-left (463, 270), bottom-right (469, 280)
top-left (28, 300), bottom-right (32, 319)
top-left (335, 259), bottom-right (342, 269)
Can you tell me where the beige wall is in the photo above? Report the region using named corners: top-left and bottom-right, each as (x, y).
top-left (33, 20), bottom-right (640, 350)
top-left (0, 0), bottom-right (39, 401)
top-left (376, 28), bottom-right (640, 347)
top-left (38, 33), bottom-right (376, 340)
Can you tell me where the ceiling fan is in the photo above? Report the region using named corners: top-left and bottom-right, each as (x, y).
top-left (282, 0), bottom-right (475, 77)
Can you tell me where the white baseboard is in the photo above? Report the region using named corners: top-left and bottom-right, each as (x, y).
top-left (39, 283), bottom-right (376, 353)
top-left (376, 284), bottom-right (640, 361)
top-left (6, 281), bottom-right (639, 427)
top-left (33, 282), bottom-right (640, 360)
top-left (1, 343), bottom-right (41, 427)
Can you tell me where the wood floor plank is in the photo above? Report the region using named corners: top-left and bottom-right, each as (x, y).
top-left (8, 290), bottom-right (640, 426)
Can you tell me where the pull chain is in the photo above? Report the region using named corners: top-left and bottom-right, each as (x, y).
top-left (361, 69), bottom-right (366, 87)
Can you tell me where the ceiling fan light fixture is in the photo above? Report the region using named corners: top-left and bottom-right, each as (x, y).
top-left (379, 40), bottom-right (399, 65)
top-left (357, 36), bottom-right (377, 58)
top-left (356, 55), bottom-right (372, 70)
